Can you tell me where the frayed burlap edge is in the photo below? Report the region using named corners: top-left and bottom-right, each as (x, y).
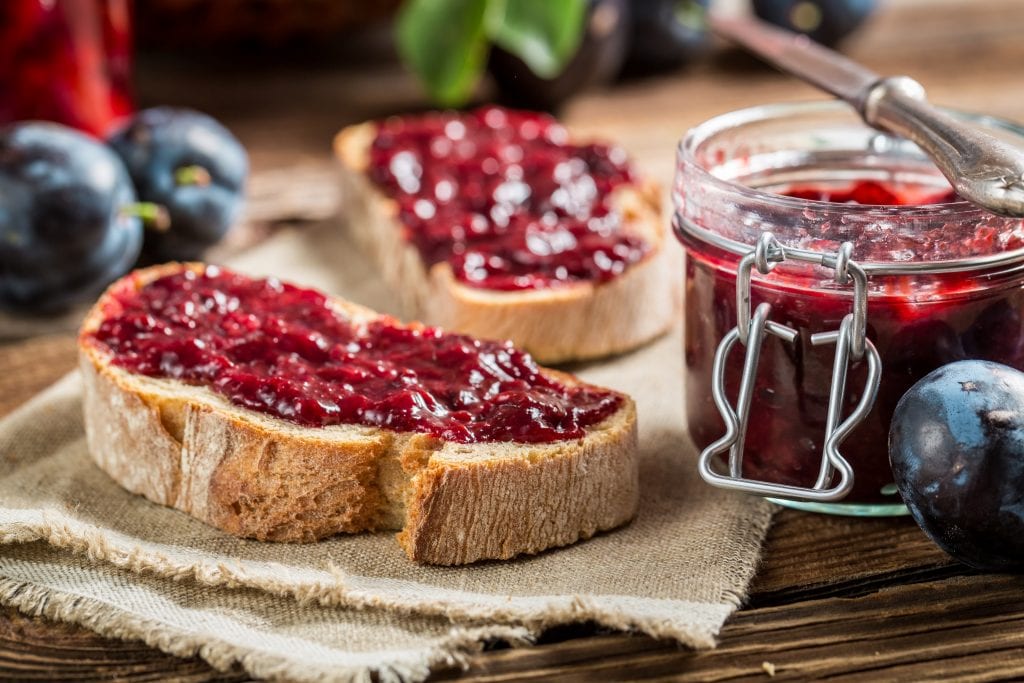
top-left (0, 507), bottom-right (773, 648)
top-left (0, 575), bottom-right (535, 683)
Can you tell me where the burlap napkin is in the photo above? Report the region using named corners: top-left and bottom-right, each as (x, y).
top-left (0, 221), bottom-right (776, 682)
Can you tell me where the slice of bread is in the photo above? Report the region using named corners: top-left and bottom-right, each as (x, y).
top-left (78, 264), bottom-right (639, 565)
top-left (333, 118), bottom-right (674, 365)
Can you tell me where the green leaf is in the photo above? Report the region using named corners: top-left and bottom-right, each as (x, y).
top-left (396, 0), bottom-right (491, 106)
top-left (485, 0), bottom-right (588, 79)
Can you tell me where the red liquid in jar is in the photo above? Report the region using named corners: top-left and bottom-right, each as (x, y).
top-left (684, 181), bottom-right (1024, 503)
top-left (87, 266), bottom-right (622, 444)
top-left (367, 106), bottom-right (650, 291)
top-left (0, 0), bottom-right (133, 136)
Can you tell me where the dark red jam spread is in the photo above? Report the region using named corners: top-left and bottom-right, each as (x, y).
top-left (89, 267), bottom-right (621, 443)
top-left (683, 181), bottom-right (1024, 503)
top-left (367, 106), bottom-right (650, 290)
top-left (781, 179), bottom-right (959, 206)
top-left (772, 181), bottom-right (1024, 263)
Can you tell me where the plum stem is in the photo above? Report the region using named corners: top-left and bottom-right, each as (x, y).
top-left (175, 165), bottom-right (212, 187)
top-left (121, 202), bottom-right (171, 232)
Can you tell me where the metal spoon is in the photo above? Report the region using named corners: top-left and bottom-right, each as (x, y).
top-left (710, 14), bottom-right (1024, 218)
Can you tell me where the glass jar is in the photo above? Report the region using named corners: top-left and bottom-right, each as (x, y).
top-left (0, 0), bottom-right (134, 137)
top-left (675, 101), bottom-right (1024, 516)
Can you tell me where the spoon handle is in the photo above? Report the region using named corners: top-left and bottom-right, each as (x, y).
top-left (863, 76), bottom-right (1024, 217)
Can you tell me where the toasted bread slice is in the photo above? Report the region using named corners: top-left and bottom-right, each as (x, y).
top-left (78, 264), bottom-right (639, 565)
top-left (333, 119), bottom-right (673, 364)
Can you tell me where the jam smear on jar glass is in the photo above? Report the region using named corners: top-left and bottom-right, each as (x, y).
top-left (87, 266), bottom-right (622, 444)
top-left (367, 106), bottom-right (650, 291)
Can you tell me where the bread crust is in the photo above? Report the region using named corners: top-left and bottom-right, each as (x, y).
top-left (78, 264), bottom-right (639, 565)
top-left (334, 120), bottom-right (674, 364)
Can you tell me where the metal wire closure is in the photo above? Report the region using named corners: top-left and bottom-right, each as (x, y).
top-left (697, 232), bottom-right (883, 502)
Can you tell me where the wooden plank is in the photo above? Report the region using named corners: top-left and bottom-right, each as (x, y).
top-left (0, 607), bottom-right (248, 682)
top-left (0, 335), bottom-right (77, 416)
top-left (430, 575), bottom-right (1024, 682)
top-left (749, 509), bottom-right (957, 601)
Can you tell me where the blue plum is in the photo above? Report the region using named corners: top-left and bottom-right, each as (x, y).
top-left (622, 0), bottom-right (709, 75)
top-left (752, 0), bottom-right (877, 46)
top-left (108, 107), bottom-right (247, 260)
top-left (889, 360), bottom-right (1024, 571)
top-left (0, 122), bottom-right (142, 312)
top-left (487, 0), bottom-right (631, 111)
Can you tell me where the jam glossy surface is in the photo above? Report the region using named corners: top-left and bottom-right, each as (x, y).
top-left (367, 106), bottom-right (649, 290)
top-left (771, 182), bottom-right (1024, 263)
top-left (89, 267), bottom-right (622, 443)
top-left (683, 182), bottom-right (1024, 503)
top-left (781, 180), bottom-right (959, 206)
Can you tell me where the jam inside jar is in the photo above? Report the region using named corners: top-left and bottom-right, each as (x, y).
top-left (674, 101), bottom-right (1024, 515)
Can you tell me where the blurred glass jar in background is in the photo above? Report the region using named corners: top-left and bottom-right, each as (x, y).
top-left (0, 0), bottom-right (133, 137)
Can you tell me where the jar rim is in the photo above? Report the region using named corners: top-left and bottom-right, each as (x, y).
top-left (676, 100), bottom-right (1024, 274)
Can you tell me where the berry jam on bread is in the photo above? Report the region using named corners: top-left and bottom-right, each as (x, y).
top-left (80, 264), bottom-right (639, 565)
top-left (335, 106), bottom-right (673, 363)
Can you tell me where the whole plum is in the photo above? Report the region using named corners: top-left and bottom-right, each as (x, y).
top-left (889, 359), bottom-right (1024, 571)
top-left (622, 0), bottom-right (709, 75)
top-left (752, 0), bottom-right (877, 46)
top-left (108, 107), bottom-right (247, 261)
top-left (0, 122), bottom-right (142, 312)
top-left (487, 0), bottom-right (630, 111)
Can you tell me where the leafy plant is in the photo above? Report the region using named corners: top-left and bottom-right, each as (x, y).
top-left (396, 0), bottom-right (588, 106)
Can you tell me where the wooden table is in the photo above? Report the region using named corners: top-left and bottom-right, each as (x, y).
top-left (3, 1), bottom-right (1024, 679)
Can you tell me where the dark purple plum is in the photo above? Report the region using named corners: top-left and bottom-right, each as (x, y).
top-left (108, 107), bottom-right (248, 260)
top-left (621, 0), bottom-right (709, 76)
top-left (487, 0), bottom-right (630, 111)
top-left (889, 360), bottom-right (1024, 571)
top-left (752, 0), bottom-right (877, 46)
top-left (0, 122), bottom-right (142, 312)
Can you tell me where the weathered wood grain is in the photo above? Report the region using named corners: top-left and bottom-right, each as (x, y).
top-left (0, 335), bottom-right (77, 416)
top-left (431, 575), bottom-right (1024, 682)
top-left (0, 607), bottom-right (248, 682)
top-left (749, 509), bottom-right (957, 603)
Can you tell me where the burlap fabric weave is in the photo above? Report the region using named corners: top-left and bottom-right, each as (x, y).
top-left (0, 222), bottom-right (776, 682)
